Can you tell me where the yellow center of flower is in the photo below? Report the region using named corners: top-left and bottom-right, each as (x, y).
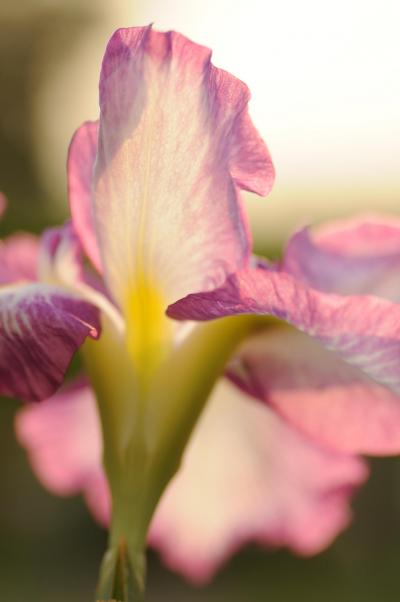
top-left (124, 272), bottom-right (171, 387)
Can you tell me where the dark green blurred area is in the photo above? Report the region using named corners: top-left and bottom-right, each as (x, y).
top-left (1, 3), bottom-right (400, 601)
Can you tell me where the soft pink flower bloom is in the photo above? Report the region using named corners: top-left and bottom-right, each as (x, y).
top-left (65, 26), bottom-right (400, 458)
top-left (6, 24), bottom-right (400, 588)
top-left (16, 378), bottom-right (367, 583)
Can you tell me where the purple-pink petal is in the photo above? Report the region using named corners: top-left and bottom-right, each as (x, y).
top-left (149, 380), bottom-right (367, 582)
top-left (39, 223), bottom-right (80, 274)
top-left (67, 120), bottom-right (102, 272)
top-left (39, 222), bottom-right (88, 286)
top-left (228, 328), bottom-right (400, 454)
top-left (282, 217), bottom-right (400, 300)
top-left (94, 25), bottom-right (274, 305)
top-left (168, 268), bottom-right (400, 398)
top-left (16, 380), bottom-right (110, 525)
top-left (311, 215), bottom-right (400, 255)
top-left (0, 284), bottom-right (100, 401)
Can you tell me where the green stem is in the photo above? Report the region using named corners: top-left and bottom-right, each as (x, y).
top-left (110, 315), bottom-right (277, 573)
top-left (86, 314), bottom-right (278, 601)
top-left (96, 538), bottom-right (145, 602)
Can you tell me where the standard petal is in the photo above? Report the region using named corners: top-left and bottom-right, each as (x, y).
top-left (95, 25), bottom-right (274, 307)
top-left (0, 233), bottom-right (39, 284)
top-left (228, 329), bottom-right (400, 454)
top-left (15, 380), bottom-right (110, 526)
top-left (0, 283), bottom-right (100, 401)
top-left (168, 268), bottom-right (400, 397)
top-left (67, 121), bottom-right (102, 272)
top-left (282, 216), bottom-right (400, 300)
top-left (149, 380), bottom-right (367, 583)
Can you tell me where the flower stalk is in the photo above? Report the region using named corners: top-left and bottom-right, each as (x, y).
top-left (88, 314), bottom-right (275, 600)
top-left (96, 538), bottom-right (144, 602)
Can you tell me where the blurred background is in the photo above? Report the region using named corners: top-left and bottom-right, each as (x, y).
top-left (1, 0), bottom-right (400, 600)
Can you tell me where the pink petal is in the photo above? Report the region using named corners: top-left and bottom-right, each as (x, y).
top-left (282, 216), bottom-right (400, 299)
top-left (0, 233), bottom-right (39, 284)
top-left (149, 380), bottom-right (367, 583)
top-left (16, 379), bottom-right (365, 584)
top-left (313, 215), bottom-right (400, 255)
top-left (67, 121), bottom-right (102, 272)
top-left (39, 224), bottom-right (84, 285)
top-left (0, 284), bottom-right (100, 401)
top-left (95, 25), bottom-right (274, 305)
top-left (15, 380), bottom-right (110, 526)
top-left (229, 328), bottom-right (400, 454)
top-left (168, 268), bottom-right (400, 398)
top-left (39, 223), bottom-right (124, 332)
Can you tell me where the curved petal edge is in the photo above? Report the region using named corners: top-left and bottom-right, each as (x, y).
top-left (0, 284), bottom-right (100, 401)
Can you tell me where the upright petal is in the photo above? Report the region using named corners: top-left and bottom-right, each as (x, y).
top-left (15, 380), bottom-right (110, 526)
top-left (228, 329), bottom-right (400, 454)
top-left (168, 268), bottom-right (400, 397)
top-left (95, 26), bottom-right (274, 308)
top-left (149, 380), bottom-right (367, 583)
top-left (0, 283), bottom-right (100, 401)
top-left (67, 121), bottom-right (102, 272)
top-left (282, 216), bottom-right (400, 300)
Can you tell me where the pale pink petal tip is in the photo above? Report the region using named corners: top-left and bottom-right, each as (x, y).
top-left (101, 25), bottom-right (274, 194)
top-left (94, 26), bottom-right (274, 305)
top-left (313, 214), bottom-right (400, 255)
top-left (15, 381), bottom-right (110, 525)
top-left (149, 381), bottom-right (367, 583)
top-left (282, 216), bottom-right (400, 299)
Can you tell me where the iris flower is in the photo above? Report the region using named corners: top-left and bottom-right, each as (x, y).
top-left (2, 25), bottom-right (400, 600)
